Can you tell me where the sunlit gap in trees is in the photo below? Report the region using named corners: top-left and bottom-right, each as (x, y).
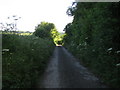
top-left (53, 33), bottom-right (66, 46)
top-left (56, 45), bottom-right (62, 46)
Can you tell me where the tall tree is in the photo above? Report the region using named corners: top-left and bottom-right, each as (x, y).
top-left (34, 21), bottom-right (55, 38)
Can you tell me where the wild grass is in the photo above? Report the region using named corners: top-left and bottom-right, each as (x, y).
top-left (2, 34), bottom-right (55, 88)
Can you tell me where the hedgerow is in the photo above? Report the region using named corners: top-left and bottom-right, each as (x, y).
top-left (2, 34), bottom-right (55, 88)
top-left (64, 2), bottom-right (120, 88)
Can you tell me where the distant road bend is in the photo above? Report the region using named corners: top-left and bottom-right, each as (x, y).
top-left (37, 46), bottom-right (107, 88)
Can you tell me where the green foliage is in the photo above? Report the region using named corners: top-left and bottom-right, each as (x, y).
top-left (33, 21), bottom-right (65, 45)
top-left (51, 28), bottom-right (65, 45)
top-left (51, 28), bottom-right (59, 39)
top-left (33, 21), bottom-right (55, 38)
top-left (2, 31), bottom-right (33, 35)
top-left (64, 2), bottom-right (120, 88)
top-left (2, 34), bottom-right (55, 88)
top-left (54, 33), bottom-right (66, 45)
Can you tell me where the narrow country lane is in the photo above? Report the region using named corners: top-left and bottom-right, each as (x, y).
top-left (37, 46), bottom-right (107, 88)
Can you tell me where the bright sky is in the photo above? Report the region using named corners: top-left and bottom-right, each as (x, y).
top-left (0, 0), bottom-right (74, 32)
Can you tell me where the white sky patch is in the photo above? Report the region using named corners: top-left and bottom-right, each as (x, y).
top-left (75, 0), bottom-right (119, 2)
top-left (0, 0), bottom-right (74, 32)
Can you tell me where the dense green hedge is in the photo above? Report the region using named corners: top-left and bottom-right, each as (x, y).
top-left (64, 2), bottom-right (120, 88)
top-left (2, 34), bottom-right (55, 88)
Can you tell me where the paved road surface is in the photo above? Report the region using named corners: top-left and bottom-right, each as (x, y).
top-left (37, 46), bottom-right (107, 88)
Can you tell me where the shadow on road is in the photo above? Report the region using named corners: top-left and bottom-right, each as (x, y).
top-left (37, 46), bottom-right (108, 88)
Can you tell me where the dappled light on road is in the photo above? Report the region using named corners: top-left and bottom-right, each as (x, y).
top-left (56, 44), bottom-right (62, 47)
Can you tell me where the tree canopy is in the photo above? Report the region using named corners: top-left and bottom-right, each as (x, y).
top-left (33, 21), bottom-right (65, 45)
top-left (64, 2), bottom-right (120, 88)
top-left (34, 21), bottom-right (55, 38)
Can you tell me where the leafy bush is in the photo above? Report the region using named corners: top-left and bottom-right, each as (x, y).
top-left (2, 34), bottom-right (55, 88)
top-left (64, 2), bottom-right (120, 88)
